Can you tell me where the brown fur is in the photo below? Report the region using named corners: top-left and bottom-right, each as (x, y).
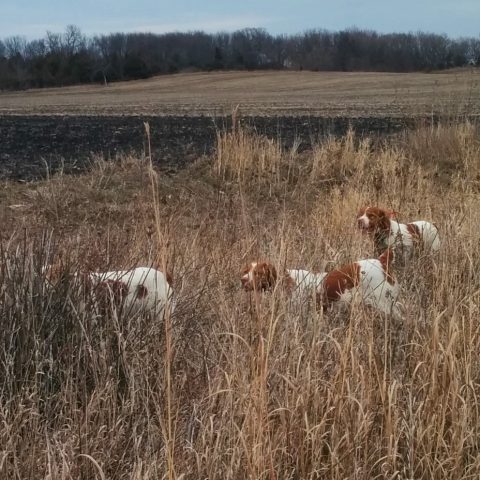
top-left (378, 248), bottom-right (395, 285)
top-left (241, 261), bottom-right (300, 293)
top-left (406, 223), bottom-right (421, 242)
top-left (135, 284), bottom-right (149, 299)
top-left (244, 261), bottom-right (278, 291)
top-left (282, 274), bottom-right (296, 292)
top-left (357, 206), bottom-right (392, 234)
top-left (321, 262), bottom-right (361, 305)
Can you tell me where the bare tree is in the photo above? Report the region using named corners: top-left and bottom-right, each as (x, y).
top-left (25, 39), bottom-right (46, 59)
top-left (45, 31), bottom-right (63, 54)
top-left (63, 25), bottom-right (85, 55)
top-left (4, 36), bottom-right (27, 58)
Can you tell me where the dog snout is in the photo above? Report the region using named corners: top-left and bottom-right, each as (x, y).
top-left (357, 215), bottom-right (370, 229)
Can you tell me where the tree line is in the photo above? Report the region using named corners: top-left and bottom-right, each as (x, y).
top-left (1, 25), bottom-right (479, 90)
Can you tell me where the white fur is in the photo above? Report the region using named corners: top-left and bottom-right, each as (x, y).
top-left (336, 258), bottom-right (402, 321)
top-left (286, 268), bottom-right (327, 295)
top-left (242, 262), bottom-right (257, 284)
top-left (283, 269), bottom-right (328, 307)
top-left (88, 267), bottom-right (174, 317)
top-left (46, 266), bottom-right (174, 318)
top-left (357, 213), bottom-right (370, 228)
top-left (386, 220), bottom-right (440, 260)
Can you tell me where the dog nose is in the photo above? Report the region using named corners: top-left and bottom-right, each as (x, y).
top-left (357, 219), bottom-right (364, 228)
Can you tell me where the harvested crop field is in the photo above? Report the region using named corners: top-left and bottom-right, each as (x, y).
top-left (1, 70), bottom-right (480, 116)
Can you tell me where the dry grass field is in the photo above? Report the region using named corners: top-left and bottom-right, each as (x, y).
top-left (1, 70), bottom-right (480, 116)
top-left (1, 119), bottom-right (480, 478)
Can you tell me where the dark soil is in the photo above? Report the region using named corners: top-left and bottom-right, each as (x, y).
top-left (0, 114), bottom-right (448, 181)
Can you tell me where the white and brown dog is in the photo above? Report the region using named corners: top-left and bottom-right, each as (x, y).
top-left (357, 206), bottom-right (440, 261)
top-left (45, 265), bottom-right (175, 318)
top-left (240, 261), bottom-right (326, 297)
top-left (241, 250), bottom-right (403, 320)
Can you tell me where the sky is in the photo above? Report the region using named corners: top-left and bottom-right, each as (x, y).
top-left (1, 0), bottom-right (479, 40)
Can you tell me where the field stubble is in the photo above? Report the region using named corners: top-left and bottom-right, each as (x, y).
top-left (1, 70), bottom-right (480, 116)
top-left (1, 120), bottom-right (480, 479)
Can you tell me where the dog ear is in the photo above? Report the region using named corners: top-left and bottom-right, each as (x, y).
top-left (257, 262), bottom-right (277, 288)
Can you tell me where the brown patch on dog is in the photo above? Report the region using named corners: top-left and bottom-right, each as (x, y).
top-left (281, 272), bottom-right (296, 293)
top-left (406, 223), bottom-right (421, 241)
top-left (357, 206), bottom-right (392, 234)
top-left (321, 262), bottom-right (361, 305)
top-left (241, 261), bottom-right (277, 291)
top-left (136, 284), bottom-right (148, 299)
top-left (253, 261), bottom-right (277, 291)
top-left (378, 248), bottom-right (395, 285)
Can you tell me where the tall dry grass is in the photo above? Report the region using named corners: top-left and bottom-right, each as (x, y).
top-left (0, 121), bottom-right (480, 479)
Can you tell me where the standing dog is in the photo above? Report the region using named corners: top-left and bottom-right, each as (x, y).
top-left (357, 206), bottom-right (440, 261)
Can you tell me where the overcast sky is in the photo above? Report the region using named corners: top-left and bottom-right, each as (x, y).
top-left (2, 0), bottom-right (479, 39)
